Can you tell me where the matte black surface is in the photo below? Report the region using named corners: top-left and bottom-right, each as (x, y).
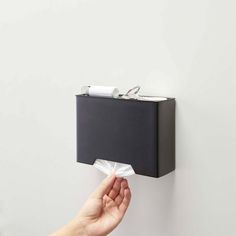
top-left (76, 95), bottom-right (175, 178)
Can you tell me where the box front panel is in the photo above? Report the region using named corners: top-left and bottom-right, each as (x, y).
top-left (76, 96), bottom-right (157, 176)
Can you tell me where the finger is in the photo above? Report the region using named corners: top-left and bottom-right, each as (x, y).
top-left (119, 187), bottom-right (131, 214)
top-left (103, 194), bottom-right (113, 205)
top-left (91, 174), bottom-right (116, 199)
top-left (108, 177), bottom-right (123, 200)
top-left (121, 179), bottom-right (128, 189)
top-left (114, 179), bottom-right (128, 206)
top-left (115, 187), bottom-right (124, 206)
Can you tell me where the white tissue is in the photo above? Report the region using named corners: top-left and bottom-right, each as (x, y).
top-left (137, 96), bottom-right (167, 101)
top-left (94, 159), bottom-right (135, 177)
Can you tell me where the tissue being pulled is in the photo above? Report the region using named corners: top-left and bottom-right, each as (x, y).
top-left (94, 159), bottom-right (135, 177)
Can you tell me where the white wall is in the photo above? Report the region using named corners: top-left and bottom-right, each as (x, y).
top-left (1, 0), bottom-right (236, 235)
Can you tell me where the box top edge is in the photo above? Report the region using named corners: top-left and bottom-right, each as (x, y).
top-left (76, 94), bottom-right (175, 103)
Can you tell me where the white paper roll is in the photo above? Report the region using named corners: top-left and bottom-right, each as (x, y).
top-left (83, 86), bottom-right (119, 98)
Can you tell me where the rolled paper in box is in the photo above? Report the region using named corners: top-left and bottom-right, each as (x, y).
top-left (81, 86), bottom-right (119, 98)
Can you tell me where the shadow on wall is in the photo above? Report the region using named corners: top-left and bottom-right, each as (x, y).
top-left (0, 202), bottom-right (3, 236)
top-left (127, 171), bottom-right (176, 233)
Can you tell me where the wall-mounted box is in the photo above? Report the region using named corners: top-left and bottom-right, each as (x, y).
top-left (76, 94), bottom-right (175, 178)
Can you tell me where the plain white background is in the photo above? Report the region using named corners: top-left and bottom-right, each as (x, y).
top-left (0, 0), bottom-right (236, 235)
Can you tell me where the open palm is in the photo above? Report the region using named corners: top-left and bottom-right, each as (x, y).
top-left (77, 175), bottom-right (131, 236)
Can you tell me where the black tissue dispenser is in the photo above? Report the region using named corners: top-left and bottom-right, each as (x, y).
top-left (76, 93), bottom-right (175, 178)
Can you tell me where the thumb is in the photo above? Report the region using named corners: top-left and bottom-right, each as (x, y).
top-left (91, 174), bottom-right (116, 199)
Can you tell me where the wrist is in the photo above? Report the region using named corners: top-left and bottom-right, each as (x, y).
top-left (50, 219), bottom-right (88, 236)
top-left (70, 218), bottom-right (88, 236)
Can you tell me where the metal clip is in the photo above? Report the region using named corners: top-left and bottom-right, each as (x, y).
top-left (122, 85), bottom-right (141, 99)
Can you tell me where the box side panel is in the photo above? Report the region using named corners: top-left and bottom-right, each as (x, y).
top-left (156, 99), bottom-right (175, 177)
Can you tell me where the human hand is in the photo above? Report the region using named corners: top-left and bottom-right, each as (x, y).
top-left (77, 174), bottom-right (131, 236)
top-left (50, 174), bottom-right (131, 236)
